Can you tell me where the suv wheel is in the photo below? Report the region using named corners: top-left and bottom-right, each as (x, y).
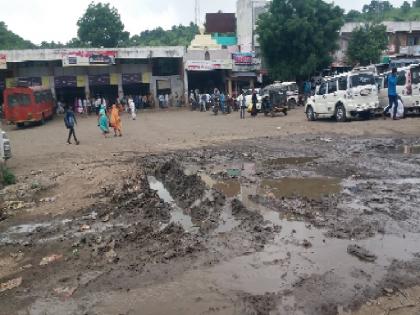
top-left (306, 106), bottom-right (316, 121)
top-left (288, 99), bottom-right (297, 109)
top-left (335, 104), bottom-right (347, 122)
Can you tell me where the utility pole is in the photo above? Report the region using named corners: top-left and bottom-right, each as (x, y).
top-left (195, 0), bottom-right (201, 26)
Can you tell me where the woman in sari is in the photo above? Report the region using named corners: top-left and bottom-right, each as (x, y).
top-left (109, 103), bottom-right (123, 137)
top-left (98, 108), bottom-right (110, 138)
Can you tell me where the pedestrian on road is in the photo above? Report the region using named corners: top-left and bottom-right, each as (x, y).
top-left (251, 89), bottom-right (258, 117)
top-left (128, 96), bottom-right (136, 120)
top-left (239, 91), bottom-right (247, 119)
top-left (98, 108), bottom-right (110, 138)
top-left (384, 67), bottom-right (399, 120)
top-left (110, 103), bottom-right (123, 137)
top-left (64, 106), bottom-right (80, 145)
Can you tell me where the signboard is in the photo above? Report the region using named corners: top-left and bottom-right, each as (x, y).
top-left (17, 77), bottom-right (42, 87)
top-left (232, 52), bottom-right (254, 65)
top-left (186, 60), bottom-right (232, 71)
top-left (0, 54), bottom-right (6, 69)
top-left (122, 73), bottom-right (142, 84)
top-left (0, 80), bottom-right (5, 90)
top-left (55, 76), bottom-right (77, 88)
top-left (88, 74), bottom-right (110, 86)
top-left (62, 50), bottom-right (117, 67)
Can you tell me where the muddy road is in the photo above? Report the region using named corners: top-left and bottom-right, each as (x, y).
top-left (1, 110), bottom-right (420, 314)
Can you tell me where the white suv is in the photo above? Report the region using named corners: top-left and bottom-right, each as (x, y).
top-left (305, 70), bottom-right (380, 122)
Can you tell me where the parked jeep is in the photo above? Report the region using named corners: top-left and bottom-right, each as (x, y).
top-left (305, 70), bottom-right (380, 122)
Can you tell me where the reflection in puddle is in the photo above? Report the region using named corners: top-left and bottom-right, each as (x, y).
top-left (259, 177), bottom-right (341, 200)
top-left (148, 176), bottom-right (194, 231)
top-left (266, 157), bottom-right (318, 166)
top-left (399, 145), bottom-right (420, 154)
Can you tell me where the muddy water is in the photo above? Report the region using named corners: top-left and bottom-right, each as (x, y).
top-left (265, 156), bottom-right (318, 166)
top-left (399, 145), bottom-right (420, 154)
top-left (148, 176), bottom-right (194, 231)
top-left (259, 177), bottom-right (341, 200)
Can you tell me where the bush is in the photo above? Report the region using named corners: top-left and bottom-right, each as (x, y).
top-left (0, 164), bottom-right (16, 186)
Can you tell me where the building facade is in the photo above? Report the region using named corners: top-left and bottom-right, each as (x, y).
top-left (0, 47), bottom-right (185, 105)
top-left (334, 21), bottom-right (420, 67)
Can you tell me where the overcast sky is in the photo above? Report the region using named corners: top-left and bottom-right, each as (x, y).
top-left (0, 0), bottom-right (408, 44)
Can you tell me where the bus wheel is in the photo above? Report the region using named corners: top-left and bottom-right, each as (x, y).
top-left (16, 122), bottom-right (24, 128)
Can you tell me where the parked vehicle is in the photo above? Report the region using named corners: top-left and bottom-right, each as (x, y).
top-left (3, 87), bottom-right (55, 127)
top-left (376, 64), bottom-right (420, 114)
top-left (0, 130), bottom-right (11, 161)
top-left (305, 69), bottom-right (380, 122)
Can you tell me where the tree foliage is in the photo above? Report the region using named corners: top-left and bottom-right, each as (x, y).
top-left (347, 24), bottom-right (388, 66)
top-left (0, 22), bottom-right (34, 50)
top-left (129, 23), bottom-right (199, 47)
top-left (256, 0), bottom-right (344, 81)
top-left (346, 0), bottom-right (420, 22)
top-left (77, 2), bottom-right (129, 47)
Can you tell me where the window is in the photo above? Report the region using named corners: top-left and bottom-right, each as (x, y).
top-left (412, 68), bottom-right (420, 85)
top-left (327, 80), bottom-right (337, 93)
top-left (338, 77), bottom-right (348, 90)
top-left (350, 74), bottom-right (375, 87)
top-left (318, 82), bottom-right (327, 95)
top-left (397, 71), bottom-right (406, 86)
top-left (20, 94), bottom-right (31, 105)
top-left (8, 95), bottom-right (19, 107)
top-left (7, 94), bottom-right (31, 106)
top-left (204, 51), bottom-right (210, 61)
top-left (34, 92), bottom-right (42, 103)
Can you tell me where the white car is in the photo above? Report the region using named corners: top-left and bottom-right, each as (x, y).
top-left (305, 70), bottom-right (380, 122)
top-left (377, 64), bottom-right (420, 114)
top-left (0, 130), bottom-right (11, 161)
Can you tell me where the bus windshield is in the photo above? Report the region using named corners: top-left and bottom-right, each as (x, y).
top-left (350, 74), bottom-right (375, 87)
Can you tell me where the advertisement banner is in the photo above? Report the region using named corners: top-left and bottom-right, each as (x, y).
top-left (186, 60), bottom-right (232, 71)
top-left (41, 76), bottom-right (50, 88)
top-left (0, 54), bottom-right (6, 69)
top-left (55, 76), bottom-right (77, 88)
top-left (62, 50), bottom-right (117, 67)
top-left (142, 72), bottom-right (151, 84)
top-left (110, 73), bottom-right (119, 86)
top-left (232, 52), bottom-right (254, 65)
top-left (17, 77), bottom-right (42, 87)
top-left (122, 73), bottom-right (141, 84)
top-left (88, 74), bottom-right (110, 86)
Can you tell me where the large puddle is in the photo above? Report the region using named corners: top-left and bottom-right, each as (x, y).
top-left (148, 176), bottom-right (195, 231)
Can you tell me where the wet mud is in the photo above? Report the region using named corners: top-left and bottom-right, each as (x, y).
top-left (1, 135), bottom-right (420, 314)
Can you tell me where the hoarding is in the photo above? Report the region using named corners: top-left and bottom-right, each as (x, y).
top-left (232, 52), bottom-right (254, 65)
top-left (62, 50), bottom-right (117, 67)
top-left (54, 76), bottom-right (77, 88)
top-left (0, 54), bottom-right (6, 69)
top-left (185, 60), bottom-right (232, 71)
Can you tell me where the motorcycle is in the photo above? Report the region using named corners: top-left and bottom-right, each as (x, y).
top-left (212, 97), bottom-right (220, 115)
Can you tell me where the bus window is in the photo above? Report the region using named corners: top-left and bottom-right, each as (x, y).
top-left (35, 91), bottom-right (43, 103)
top-left (338, 77), bottom-right (348, 90)
top-left (8, 94), bottom-right (19, 106)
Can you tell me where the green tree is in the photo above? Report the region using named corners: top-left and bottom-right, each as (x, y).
top-left (345, 10), bottom-right (363, 22)
top-left (77, 2), bottom-right (129, 47)
top-left (347, 24), bottom-right (388, 66)
top-left (39, 41), bottom-right (66, 49)
top-left (414, 0), bottom-right (420, 8)
top-left (401, 1), bottom-right (411, 13)
top-left (0, 22), bottom-right (34, 50)
top-left (256, 0), bottom-right (344, 81)
top-left (129, 23), bottom-right (199, 47)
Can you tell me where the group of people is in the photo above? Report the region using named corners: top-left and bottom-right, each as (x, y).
top-left (63, 95), bottom-right (141, 144)
top-left (158, 92), bottom-right (181, 108)
top-left (190, 88), bottom-right (259, 118)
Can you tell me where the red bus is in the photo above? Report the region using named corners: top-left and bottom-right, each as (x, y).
top-left (3, 87), bottom-right (55, 127)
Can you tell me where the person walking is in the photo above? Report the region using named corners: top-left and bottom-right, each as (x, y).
top-left (384, 68), bottom-right (399, 120)
top-left (110, 103), bottom-right (123, 137)
top-left (128, 96), bottom-right (136, 120)
top-left (239, 91), bottom-right (247, 119)
top-left (251, 89), bottom-right (258, 117)
top-left (64, 106), bottom-right (80, 145)
top-left (220, 92), bottom-right (226, 113)
top-left (98, 107), bottom-right (110, 138)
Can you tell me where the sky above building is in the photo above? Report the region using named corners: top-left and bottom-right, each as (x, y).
top-left (0, 0), bottom-right (408, 44)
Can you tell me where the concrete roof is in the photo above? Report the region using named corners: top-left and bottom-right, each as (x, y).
top-left (341, 21), bottom-right (420, 34)
top-left (0, 47), bottom-right (186, 63)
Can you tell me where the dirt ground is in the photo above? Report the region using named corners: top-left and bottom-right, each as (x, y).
top-left (1, 108), bottom-right (420, 315)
